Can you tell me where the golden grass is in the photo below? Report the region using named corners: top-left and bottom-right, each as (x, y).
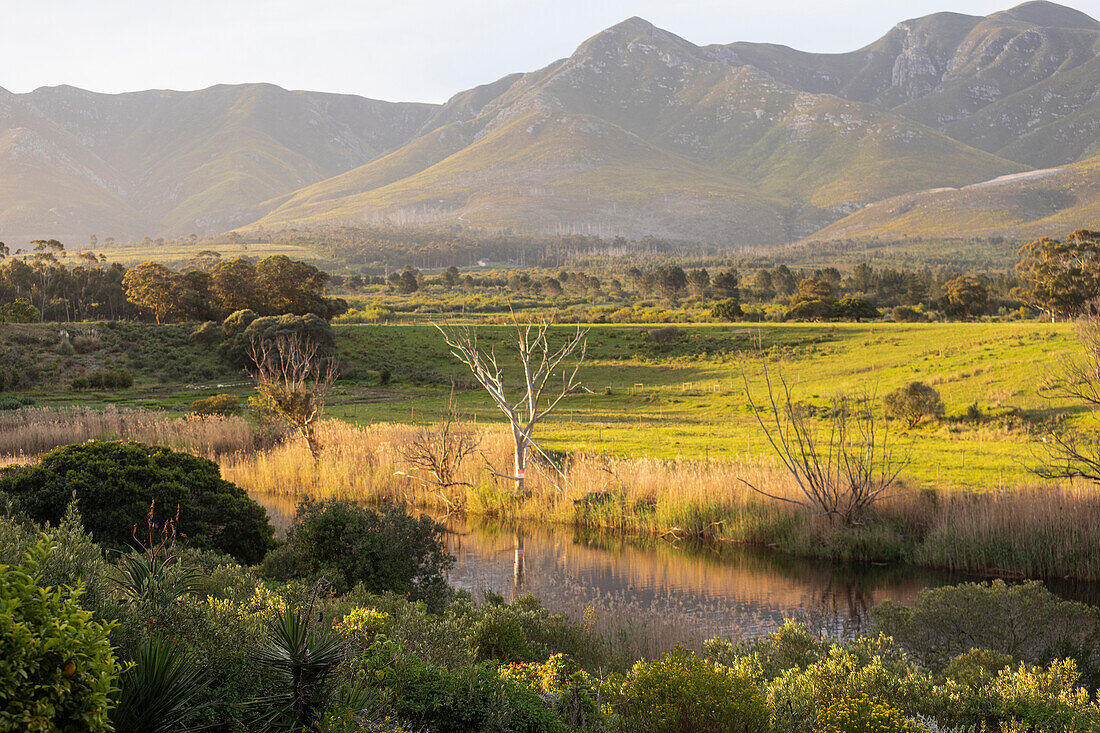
top-left (5, 409), bottom-right (1100, 581)
top-left (0, 407), bottom-right (256, 459)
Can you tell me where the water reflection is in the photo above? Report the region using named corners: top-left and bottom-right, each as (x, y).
top-left (253, 492), bottom-right (973, 648)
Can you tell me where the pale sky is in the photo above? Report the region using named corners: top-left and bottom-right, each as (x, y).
top-left (3, 0), bottom-right (1099, 103)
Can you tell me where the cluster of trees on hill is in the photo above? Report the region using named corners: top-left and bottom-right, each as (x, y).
top-left (0, 240), bottom-right (347, 324)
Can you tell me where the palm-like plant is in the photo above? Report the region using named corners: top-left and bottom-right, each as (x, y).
top-left (249, 609), bottom-right (348, 732)
top-left (113, 640), bottom-right (206, 733)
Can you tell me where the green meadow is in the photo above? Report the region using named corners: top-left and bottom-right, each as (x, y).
top-left (326, 321), bottom-right (1081, 490)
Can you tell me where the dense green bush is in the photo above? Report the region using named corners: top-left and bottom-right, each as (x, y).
top-left (872, 580), bottom-right (1100, 686)
top-left (261, 500), bottom-right (452, 609)
top-left (0, 540), bottom-right (120, 732)
top-left (71, 369), bottom-right (134, 390)
top-left (189, 321), bottom-right (222, 345)
top-left (710, 298), bottom-right (743, 322)
top-left (0, 441), bottom-right (274, 564)
top-left (218, 313), bottom-right (335, 368)
top-left (619, 646), bottom-right (770, 733)
top-left (883, 382), bottom-right (945, 427)
top-left (358, 652), bottom-right (555, 733)
top-left (814, 695), bottom-right (922, 733)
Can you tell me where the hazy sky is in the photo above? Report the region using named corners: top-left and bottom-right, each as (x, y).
top-left (3, 1), bottom-right (1099, 103)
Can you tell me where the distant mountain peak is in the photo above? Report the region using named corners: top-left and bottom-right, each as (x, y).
top-left (993, 1), bottom-right (1100, 28)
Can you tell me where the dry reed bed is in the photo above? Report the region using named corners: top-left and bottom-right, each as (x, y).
top-left (0, 406), bottom-right (256, 458)
top-left (4, 410), bottom-right (1100, 581)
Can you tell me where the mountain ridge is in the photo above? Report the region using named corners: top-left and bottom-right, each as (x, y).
top-left (2, 1), bottom-right (1099, 248)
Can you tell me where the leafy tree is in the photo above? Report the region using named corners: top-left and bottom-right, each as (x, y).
top-left (655, 265), bottom-right (687, 302)
top-left (943, 275), bottom-right (988, 317)
top-left (686, 268), bottom-right (710, 297)
top-left (1015, 230), bottom-right (1100, 321)
top-left (123, 262), bottom-right (183, 323)
top-left (791, 277), bottom-right (835, 305)
top-left (0, 297), bottom-right (37, 323)
top-left (0, 441), bottom-right (274, 563)
top-left (712, 268), bottom-right (740, 300)
top-left (884, 382), bottom-right (945, 428)
top-left (397, 266), bottom-right (420, 294)
top-left (209, 257), bottom-right (261, 316)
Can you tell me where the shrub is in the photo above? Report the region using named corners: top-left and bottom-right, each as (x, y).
top-left (359, 654), bottom-right (555, 733)
top-left (0, 395), bottom-right (33, 410)
top-left (221, 309), bottom-right (259, 336)
top-left (943, 648), bottom-right (1015, 690)
top-left (872, 580), bottom-right (1100, 686)
top-left (620, 646), bottom-right (769, 733)
top-left (646, 326), bottom-right (682, 345)
top-left (218, 313), bottom-right (335, 369)
top-left (891, 306), bottom-right (926, 322)
top-left (71, 369), bottom-right (134, 390)
top-left (189, 393), bottom-right (242, 416)
top-left (815, 695), bottom-right (923, 732)
top-left (833, 297), bottom-right (880, 321)
top-left (189, 321), bottom-right (222, 345)
top-left (0, 540), bottom-right (120, 732)
top-left (710, 298), bottom-right (743, 322)
top-left (261, 500), bottom-right (452, 609)
top-left (0, 441), bottom-right (274, 564)
top-left (883, 382), bottom-right (945, 428)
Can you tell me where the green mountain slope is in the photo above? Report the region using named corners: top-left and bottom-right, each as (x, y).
top-left (805, 155), bottom-right (1100, 242)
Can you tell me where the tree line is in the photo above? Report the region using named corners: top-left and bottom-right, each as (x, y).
top-left (0, 240), bottom-right (347, 324)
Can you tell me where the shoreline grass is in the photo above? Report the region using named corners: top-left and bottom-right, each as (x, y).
top-left (4, 409), bottom-right (1100, 583)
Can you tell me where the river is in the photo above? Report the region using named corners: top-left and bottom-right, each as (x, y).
top-left (252, 492), bottom-right (1072, 653)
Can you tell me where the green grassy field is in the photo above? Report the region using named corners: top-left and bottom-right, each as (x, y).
top-left (14, 320), bottom-right (1084, 491)
top-left (326, 322), bottom-right (1081, 490)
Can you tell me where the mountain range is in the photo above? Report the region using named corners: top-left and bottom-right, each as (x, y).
top-left (2, 0), bottom-right (1099, 249)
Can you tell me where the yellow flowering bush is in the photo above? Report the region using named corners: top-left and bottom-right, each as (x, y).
top-left (334, 608), bottom-right (391, 639)
top-left (815, 695), bottom-right (924, 733)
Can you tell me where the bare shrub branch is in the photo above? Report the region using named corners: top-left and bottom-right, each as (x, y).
top-left (740, 356), bottom-right (907, 524)
top-left (396, 396), bottom-right (480, 512)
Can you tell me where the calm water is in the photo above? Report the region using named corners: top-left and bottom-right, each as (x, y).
top-left (251, 492), bottom-right (1061, 649)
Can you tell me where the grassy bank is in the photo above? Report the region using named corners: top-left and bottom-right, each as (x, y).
top-left (214, 420), bottom-right (1100, 582)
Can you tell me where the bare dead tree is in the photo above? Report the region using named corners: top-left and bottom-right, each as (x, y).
top-left (1033, 300), bottom-right (1100, 481)
top-left (740, 357), bottom-right (906, 524)
top-left (248, 332), bottom-right (338, 462)
top-left (395, 398), bottom-right (481, 512)
top-left (435, 315), bottom-right (587, 493)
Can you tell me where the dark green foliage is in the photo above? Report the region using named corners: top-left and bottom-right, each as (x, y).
top-left (249, 609), bottom-right (350, 733)
top-left (71, 369), bottom-right (134, 390)
top-left (872, 580), bottom-right (1100, 686)
top-left (710, 298), bottom-right (743, 322)
top-left (261, 500), bottom-right (453, 609)
top-left (218, 313), bottom-right (335, 369)
top-left (189, 321), bottom-right (222, 345)
top-left (786, 297), bottom-right (879, 321)
top-left (833, 297), bottom-right (880, 321)
top-left (0, 540), bottom-right (120, 732)
top-left (0, 441), bottom-right (274, 564)
top-left (361, 653), bottom-right (555, 733)
top-left (113, 640), bottom-right (207, 733)
top-left (0, 395), bottom-right (34, 410)
top-left (883, 382), bottom-right (945, 427)
top-left (890, 306), bottom-right (926, 322)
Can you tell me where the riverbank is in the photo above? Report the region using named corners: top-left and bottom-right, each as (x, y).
top-left (218, 420), bottom-right (1100, 582)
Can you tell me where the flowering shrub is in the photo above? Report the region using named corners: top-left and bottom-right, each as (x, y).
top-left (620, 646), bottom-right (769, 733)
top-left (334, 607), bottom-right (392, 639)
top-left (815, 695), bottom-right (924, 732)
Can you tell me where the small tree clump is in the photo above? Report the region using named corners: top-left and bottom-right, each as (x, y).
top-left (884, 382), bottom-right (945, 428)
